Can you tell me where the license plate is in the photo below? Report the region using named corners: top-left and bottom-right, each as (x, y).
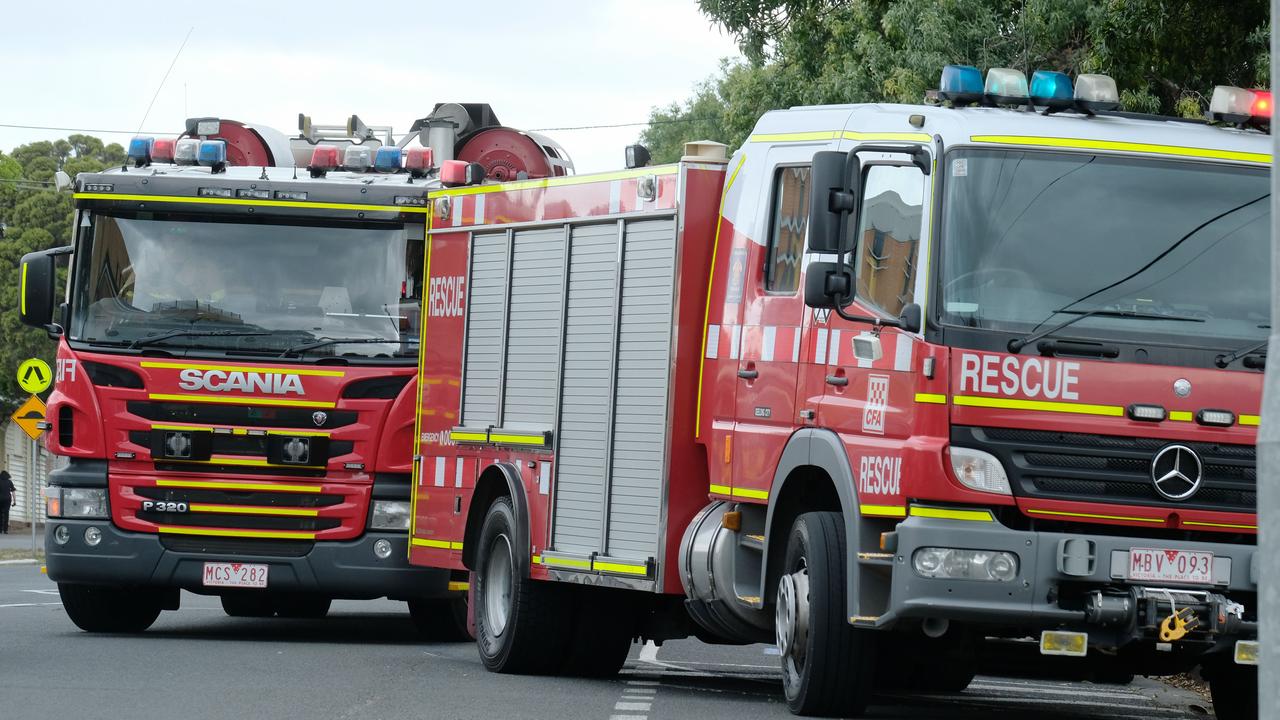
top-left (1127, 548), bottom-right (1213, 584)
top-left (202, 562), bottom-right (269, 588)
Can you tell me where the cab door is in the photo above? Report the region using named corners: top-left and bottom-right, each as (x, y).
top-left (818, 157), bottom-right (930, 513)
top-left (732, 147), bottom-right (819, 500)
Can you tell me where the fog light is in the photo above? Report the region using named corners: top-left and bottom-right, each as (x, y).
top-left (54, 525), bottom-right (71, 545)
top-left (1040, 630), bottom-right (1088, 657)
top-left (83, 526), bottom-right (102, 547)
top-left (373, 539), bottom-right (394, 559)
top-left (912, 547), bottom-right (1019, 582)
top-left (1235, 640), bottom-right (1259, 665)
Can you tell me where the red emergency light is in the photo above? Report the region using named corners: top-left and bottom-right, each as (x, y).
top-left (1252, 90), bottom-right (1272, 116)
top-left (151, 138), bottom-right (176, 164)
top-left (440, 159), bottom-right (485, 187)
top-left (406, 147), bottom-right (434, 177)
top-left (308, 145), bottom-right (341, 178)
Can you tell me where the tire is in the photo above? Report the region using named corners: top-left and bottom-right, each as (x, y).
top-left (220, 592), bottom-right (276, 618)
top-left (275, 594), bottom-right (332, 619)
top-left (1209, 663), bottom-right (1258, 720)
top-left (776, 512), bottom-right (876, 717)
top-left (875, 635), bottom-right (974, 694)
top-left (560, 587), bottom-right (633, 678)
top-left (59, 583), bottom-right (163, 633)
top-left (474, 496), bottom-right (571, 674)
top-left (1093, 670), bottom-right (1135, 686)
top-left (409, 596), bottom-right (473, 641)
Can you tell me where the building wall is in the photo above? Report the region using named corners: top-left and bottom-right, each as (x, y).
top-left (3, 421), bottom-right (53, 524)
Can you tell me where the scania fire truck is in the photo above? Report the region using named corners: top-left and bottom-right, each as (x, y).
top-left (405, 69), bottom-right (1266, 718)
top-left (18, 103), bottom-right (571, 635)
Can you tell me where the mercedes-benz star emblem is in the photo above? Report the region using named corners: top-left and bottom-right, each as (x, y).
top-left (312, 411), bottom-right (328, 427)
top-left (1150, 444), bottom-right (1203, 501)
top-left (1173, 378), bottom-right (1192, 398)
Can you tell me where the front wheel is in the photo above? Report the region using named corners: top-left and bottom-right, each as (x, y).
top-left (274, 594), bottom-right (332, 619)
top-left (776, 512), bottom-right (876, 716)
top-left (409, 596), bottom-right (472, 641)
top-left (59, 583), bottom-right (163, 633)
top-left (1208, 662), bottom-right (1257, 720)
top-left (220, 592), bottom-right (275, 618)
top-left (473, 496), bottom-right (570, 674)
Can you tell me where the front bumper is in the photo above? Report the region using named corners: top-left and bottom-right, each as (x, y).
top-left (883, 512), bottom-right (1256, 646)
top-left (44, 520), bottom-right (452, 600)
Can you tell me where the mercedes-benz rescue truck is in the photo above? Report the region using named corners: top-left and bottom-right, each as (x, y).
top-left (18, 103), bottom-right (571, 636)
top-left (404, 69), bottom-right (1266, 718)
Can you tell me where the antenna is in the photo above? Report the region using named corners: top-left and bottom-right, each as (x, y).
top-left (133, 27), bottom-right (194, 139)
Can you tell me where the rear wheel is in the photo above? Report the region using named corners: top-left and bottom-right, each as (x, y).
top-left (59, 583), bottom-right (163, 633)
top-left (220, 592), bottom-right (276, 618)
top-left (560, 587), bottom-right (634, 677)
top-left (776, 512), bottom-right (876, 716)
top-left (274, 594), bottom-right (332, 619)
top-left (409, 596), bottom-right (472, 641)
top-left (474, 496), bottom-right (570, 674)
top-left (1208, 662), bottom-right (1257, 720)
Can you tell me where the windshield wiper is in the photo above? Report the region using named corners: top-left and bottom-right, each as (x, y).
top-left (279, 337), bottom-right (416, 358)
top-left (1009, 309), bottom-right (1205, 353)
top-left (1216, 339), bottom-right (1268, 368)
top-left (129, 329), bottom-right (272, 349)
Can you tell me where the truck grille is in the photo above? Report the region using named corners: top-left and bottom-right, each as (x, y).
top-left (126, 400), bottom-right (357, 429)
top-left (160, 535), bottom-right (314, 557)
top-left (132, 484), bottom-right (347, 535)
top-left (954, 426), bottom-right (1256, 514)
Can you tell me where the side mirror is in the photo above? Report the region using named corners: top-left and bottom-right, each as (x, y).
top-left (19, 250), bottom-right (58, 332)
top-left (804, 261), bottom-right (854, 309)
top-left (897, 303), bottom-right (922, 334)
top-left (807, 151), bottom-right (859, 254)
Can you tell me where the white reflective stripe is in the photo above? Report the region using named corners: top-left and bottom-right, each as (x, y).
top-left (538, 462), bottom-right (551, 495)
top-left (609, 180), bottom-right (622, 214)
top-left (729, 325), bottom-right (743, 360)
top-left (451, 197), bottom-right (462, 227)
top-left (434, 457), bottom-right (446, 487)
top-left (857, 355), bottom-right (872, 369)
top-left (705, 324), bottom-right (720, 359)
top-left (894, 334), bottom-right (914, 372)
top-left (474, 194), bottom-right (485, 225)
top-left (828, 329), bottom-right (841, 366)
top-left (815, 329), bottom-right (829, 366)
top-left (792, 327), bottom-right (801, 362)
top-left (454, 460), bottom-right (464, 488)
top-left (761, 326), bottom-right (776, 362)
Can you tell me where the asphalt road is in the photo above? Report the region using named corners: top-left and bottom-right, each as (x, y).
top-left (0, 563), bottom-right (1214, 720)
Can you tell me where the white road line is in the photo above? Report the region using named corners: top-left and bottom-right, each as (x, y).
top-left (0, 602), bottom-right (61, 608)
top-left (613, 702), bottom-right (651, 712)
top-left (609, 716), bottom-right (646, 720)
top-left (22, 589), bottom-right (59, 595)
top-left (625, 680), bottom-right (660, 686)
top-left (637, 641), bottom-right (660, 664)
top-left (0, 559), bottom-right (38, 565)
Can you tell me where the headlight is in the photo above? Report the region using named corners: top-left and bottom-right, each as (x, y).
top-left (913, 547), bottom-right (1019, 582)
top-left (370, 500), bottom-right (411, 531)
top-left (948, 447), bottom-right (1011, 495)
top-left (47, 488), bottom-right (109, 519)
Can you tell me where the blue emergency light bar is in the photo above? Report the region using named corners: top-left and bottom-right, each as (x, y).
top-left (127, 137), bottom-right (153, 167)
top-left (374, 146), bottom-right (403, 172)
top-left (939, 65), bottom-right (983, 104)
top-left (197, 140), bottom-right (227, 170)
top-left (1030, 71), bottom-right (1075, 109)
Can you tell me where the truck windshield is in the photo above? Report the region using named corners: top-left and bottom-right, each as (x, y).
top-left (940, 149), bottom-right (1269, 345)
top-left (69, 213), bottom-right (423, 360)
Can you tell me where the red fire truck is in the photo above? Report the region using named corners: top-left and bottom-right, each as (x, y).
top-left (406, 70), bottom-right (1266, 718)
top-left (18, 104), bottom-right (569, 636)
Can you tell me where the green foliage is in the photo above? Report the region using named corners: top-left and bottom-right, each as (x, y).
top-left (0, 134), bottom-right (118, 411)
top-left (643, 0), bottom-right (1269, 162)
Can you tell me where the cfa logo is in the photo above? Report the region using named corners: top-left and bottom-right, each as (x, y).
top-left (428, 276), bottom-right (466, 318)
top-left (178, 369), bottom-right (305, 396)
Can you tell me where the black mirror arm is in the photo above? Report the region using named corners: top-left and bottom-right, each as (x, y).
top-left (851, 144), bottom-right (931, 175)
top-left (831, 293), bottom-right (903, 331)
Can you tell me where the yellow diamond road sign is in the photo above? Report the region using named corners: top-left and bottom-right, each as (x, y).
top-left (11, 394), bottom-right (47, 441)
top-left (17, 358), bottom-right (52, 394)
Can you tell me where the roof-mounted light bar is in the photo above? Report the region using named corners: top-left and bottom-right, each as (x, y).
top-left (934, 65), bottom-right (1120, 115)
top-left (1074, 74), bottom-right (1120, 112)
top-left (1210, 85), bottom-right (1272, 128)
top-left (1029, 71), bottom-right (1075, 110)
top-left (984, 68), bottom-right (1029, 106)
top-left (939, 64), bottom-right (983, 105)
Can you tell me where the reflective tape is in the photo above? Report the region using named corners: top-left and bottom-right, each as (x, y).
top-left (969, 135), bottom-right (1272, 165)
top-left (157, 526), bottom-right (315, 540)
top-left (147, 393), bottom-right (335, 409)
top-left (75, 192), bottom-right (428, 214)
top-left (914, 393), bottom-right (947, 404)
top-left (155, 479), bottom-right (322, 493)
top-left (411, 538), bottom-right (464, 550)
top-left (139, 360), bottom-right (345, 377)
top-left (860, 504), bottom-right (907, 518)
top-left (187, 504), bottom-right (319, 518)
top-left (909, 506), bottom-right (994, 522)
top-left (1025, 508), bottom-right (1163, 523)
top-left (952, 394), bottom-right (1123, 417)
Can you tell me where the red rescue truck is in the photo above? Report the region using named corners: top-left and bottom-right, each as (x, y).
top-left (407, 70), bottom-right (1266, 718)
top-left (18, 104), bottom-right (569, 636)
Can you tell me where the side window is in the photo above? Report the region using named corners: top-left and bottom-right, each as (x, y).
top-left (765, 165), bottom-right (811, 293)
top-left (853, 164), bottom-right (925, 316)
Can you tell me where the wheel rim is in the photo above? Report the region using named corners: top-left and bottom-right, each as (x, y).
top-left (484, 533), bottom-right (514, 637)
top-left (776, 566), bottom-right (811, 693)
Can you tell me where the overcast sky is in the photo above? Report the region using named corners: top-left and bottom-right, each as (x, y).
top-left (0, 1), bottom-right (740, 173)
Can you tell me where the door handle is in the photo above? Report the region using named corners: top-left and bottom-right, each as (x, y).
top-left (825, 374), bottom-right (848, 387)
top-left (737, 369), bottom-right (759, 380)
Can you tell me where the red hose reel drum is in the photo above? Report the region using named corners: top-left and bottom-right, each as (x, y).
top-left (181, 120), bottom-right (276, 167)
top-left (456, 127), bottom-right (573, 181)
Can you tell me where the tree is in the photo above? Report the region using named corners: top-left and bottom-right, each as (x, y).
top-left (641, 0), bottom-right (1270, 161)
